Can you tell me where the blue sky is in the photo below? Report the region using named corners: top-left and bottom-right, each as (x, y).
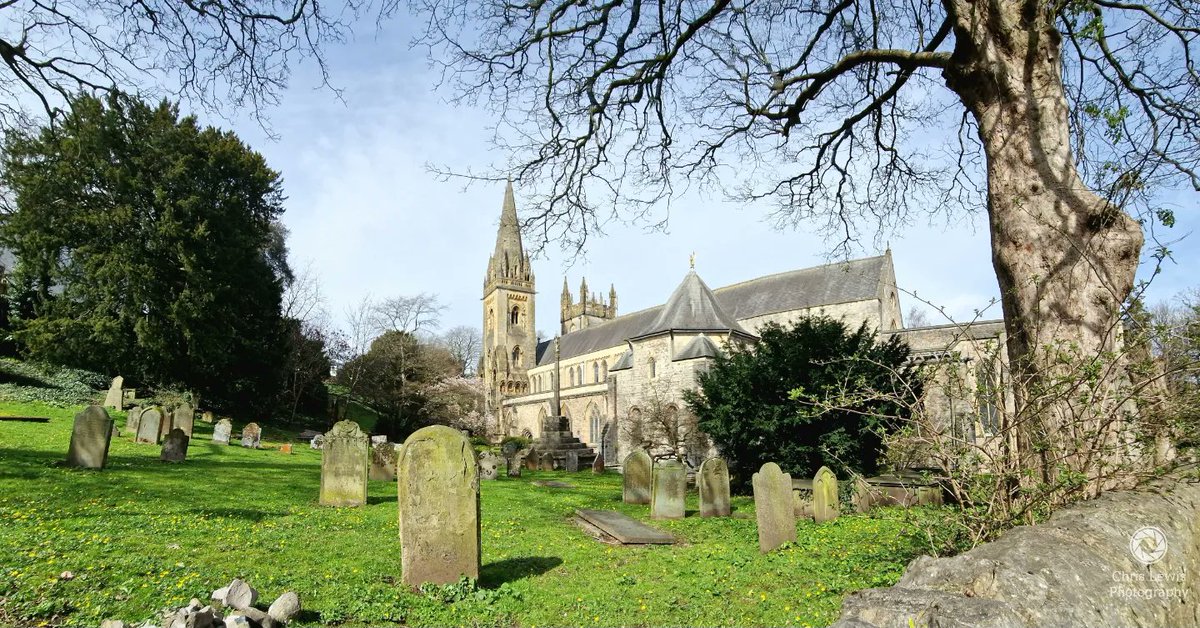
top-left (216, 18), bottom-right (1199, 338)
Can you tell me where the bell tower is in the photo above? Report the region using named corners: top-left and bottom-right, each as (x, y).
top-left (482, 182), bottom-right (537, 415)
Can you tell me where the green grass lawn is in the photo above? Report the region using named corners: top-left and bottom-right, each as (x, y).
top-left (0, 401), bottom-right (945, 627)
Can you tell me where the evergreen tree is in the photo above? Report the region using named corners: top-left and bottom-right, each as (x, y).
top-left (1, 93), bottom-right (288, 414)
top-left (684, 317), bottom-right (919, 490)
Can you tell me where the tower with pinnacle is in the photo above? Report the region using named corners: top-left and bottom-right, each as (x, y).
top-left (482, 183), bottom-right (537, 415)
top-left (560, 277), bottom-right (618, 334)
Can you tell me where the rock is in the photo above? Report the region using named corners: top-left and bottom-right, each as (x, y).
top-left (267, 591), bottom-right (300, 623)
top-left (210, 586), bottom-right (230, 606)
top-left (239, 606), bottom-right (276, 628)
top-left (100, 620), bottom-right (127, 628)
top-left (223, 615), bottom-right (251, 628)
top-left (224, 579), bottom-right (258, 610)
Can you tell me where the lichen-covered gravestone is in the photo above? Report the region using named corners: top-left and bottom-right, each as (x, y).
top-left (66, 405), bottom-right (114, 469)
top-left (478, 452), bottom-right (501, 480)
top-left (135, 408), bottom-right (164, 445)
top-left (212, 419), bottom-right (233, 445)
top-left (172, 403), bottom-right (195, 438)
top-left (508, 449), bottom-right (527, 478)
top-left (812, 466), bottom-right (839, 523)
top-left (241, 423), bottom-right (261, 448)
top-left (123, 406), bottom-right (144, 437)
top-left (622, 449), bottom-right (652, 505)
top-left (650, 460), bottom-right (686, 519)
top-left (398, 425), bottom-right (480, 588)
top-left (103, 376), bottom-right (124, 410)
top-left (752, 462), bottom-right (796, 553)
top-left (319, 420), bottom-right (370, 507)
top-left (698, 457), bottom-right (731, 517)
top-left (565, 450), bottom-right (580, 472)
top-left (369, 442), bottom-right (398, 482)
top-left (160, 428), bottom-right (190, 463)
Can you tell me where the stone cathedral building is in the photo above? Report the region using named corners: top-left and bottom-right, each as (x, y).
top-left (482, 184), bottom-right (1005, 466)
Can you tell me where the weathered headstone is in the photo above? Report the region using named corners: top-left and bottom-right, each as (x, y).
top-left (398, 425), bottom-right (480, 588)
top-left (523, 449), bottom-right (540, 470)
top-left (310, 434), bottom-right (325, 449)
top-left (319, 420), bottom-right (370, 507)
top-left (812, 466), bottom-right (839, 523)
top-left (371, 434), bottom-right (387, 445)
top-left (752, 462), bottom-right (796, 553)
top-left (478, 451), bottom-right (501, 480)
top-left (622, 448), bottom-right (652, 505)
top-left (173, 403), bottom-right (195, 438)
top-left (200, 410), bottom-right (215, 424)
top-left (853, 476), bottom-right (874, 513)
top-left (160, 428), bottom-right (189, 463)
top-left (539, 454), bottom-right (555, 471)
top-left (241, 423), bottom-right (261, 448)
top-left (123, 406), bottom-right (144, 437)
top-left (212, 418), bottom-right (233, 445)
top-left (650, 460), bottom-right (686, 519)
top-left (369, 442), bottom-right (398, 482)
top-left (103, 376), bottom-right (124, 410)
top-left (158, 407), bottom-right (174, 442)
top-left (565, 450), bottom-right (580, 472)
top-left (507, 450), bottom-right (525, 478)
top-left (698, 457), bottom-right (731, 517)
top-left (592, 454), bottom-right (606, 474)
top-left (65, 405), bottom-right (114, 469)
top-left (135, 408), bottom-right (163, 444)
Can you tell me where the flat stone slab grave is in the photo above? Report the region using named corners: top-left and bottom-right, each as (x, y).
top-left (0, 416), bottom-right (50, 423)
top-left (531, 480), bottom-right (576, 489)
top-left (576, 509), bottom-right (675, 545)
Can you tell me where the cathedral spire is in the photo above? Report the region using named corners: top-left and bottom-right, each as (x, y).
top-left (493, 180), bottom-right (524, 266)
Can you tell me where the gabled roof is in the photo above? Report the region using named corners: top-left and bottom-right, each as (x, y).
top-left (534, 254), bottom-right (891, 366)
top-left (609, 348), bottom-right (634, 371)
top-left (673, 334), bottom-right (723, 361)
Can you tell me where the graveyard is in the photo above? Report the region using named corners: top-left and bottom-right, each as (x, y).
top-left (0, 400), bottom-right (956, 628)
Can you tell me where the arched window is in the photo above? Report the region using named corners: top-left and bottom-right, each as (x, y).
top-left (512, 346), bottom-right (522, 368)
top-left (593, 362), bottom-right (599, 383)
top-left (510, 305), bottom-right (520, 325)
top-left (601, 360), bottom-right (608, 381)
top-left (577, 365), bottom-right (584, 385)
top-left (569, 368), bottom-right (575, 387)
top-left (588, 404), bottom-right (601, 443)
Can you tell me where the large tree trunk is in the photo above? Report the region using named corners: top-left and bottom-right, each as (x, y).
top-left (945, 1), bottom-right (1144, 496)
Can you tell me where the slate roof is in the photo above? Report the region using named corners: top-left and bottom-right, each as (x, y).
top-left (534, 255), bottom-right (889, 366)
top-left (609, 348), bottom-right (634, 371)
top-left (673, 334), bottom-right (723, 361)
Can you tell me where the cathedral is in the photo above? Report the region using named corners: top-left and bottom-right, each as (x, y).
top-left (482, 184), bottom-right (1006, 466)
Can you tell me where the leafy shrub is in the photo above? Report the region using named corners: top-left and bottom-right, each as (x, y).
top-left (499, 435), bottom-right (531, 451)
top-left (0, 358), bottom-right (108, 406)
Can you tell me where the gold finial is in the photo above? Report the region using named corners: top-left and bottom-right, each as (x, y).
top-left (689, 251), bottom-right (696, 270)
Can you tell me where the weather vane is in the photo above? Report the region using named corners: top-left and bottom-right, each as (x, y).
top-left (689, 251), bottom-right (696, 270)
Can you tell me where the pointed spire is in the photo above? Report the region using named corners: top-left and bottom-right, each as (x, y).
top-left (579, 277), bottom-right (589, 303)
top-left (492, 181), bottom-right (524, 273)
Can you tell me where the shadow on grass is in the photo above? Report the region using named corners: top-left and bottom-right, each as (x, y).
top-left (479, 556), bottom-right (563, 588)
top-left (367, 494), bottom-right (396, 505)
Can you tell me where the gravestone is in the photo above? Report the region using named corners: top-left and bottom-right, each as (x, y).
top-left (158, 407), bottom-right (174, 442)
top-left (212, 419), bottom-right (233, 445)
top-left (160, 428), bottom-right (189, 463)
top-left (241, 423), bottom-right (261, 448)
top-left (698, 457), bottom-right (731, 517)
top-left (539, 455), bottom-right (555, 471)
top-left (122, 388), bottom-right (137, 403)
top-left (310, 434), bottom-right (325, 449)
top-left (524, 449), bottom-right (540, 470)
top-left (507, 450), bottom-right (525, 478)
top-left (173, 403), bottom-right (195, 438)
top-left (201, 410), bottom-right (215, 424)
top-left (752, 462), bottom-right (796, 553)
top-left (853, 476), bottom-right (874, 513)
top-left (478, 451), bottom-right (501, 480)
top-left (501, 440), bottom-right (521, 458)
top-left (103, 376), bottom-right (124, 410)
top-left (592, 454), bottom-right (606, 474)
top-left (123, 406), bottom-right (144, 437)
top-left (650, 460), bottom-right (686, 520)
top-left (371, 435), bottom-right (387, 445)
top-left (319, 420), bottom-right (370, 507)
top-left (369, 442), bottom-right (398, 481)
top-left (565, 450), bottom-right (580, 472)
top-left (398, 425), bottom-right (480, 587)
top-left (136, 408), bottom-right (164, 444)
top-left (622, 449), bottom-right (652, 505)
top-left (812, 466), bottom-right (839, 523)
top-left (65, 405), bottom-right (114, 469)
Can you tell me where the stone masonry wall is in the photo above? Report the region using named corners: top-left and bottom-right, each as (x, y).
top-left (832, 475), bottom-right (1200, 628)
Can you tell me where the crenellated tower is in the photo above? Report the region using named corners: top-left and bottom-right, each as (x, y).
top-left (561, 277), bottom-right (617, 334)
top-left (482, 182), bottom-right (537, 415)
